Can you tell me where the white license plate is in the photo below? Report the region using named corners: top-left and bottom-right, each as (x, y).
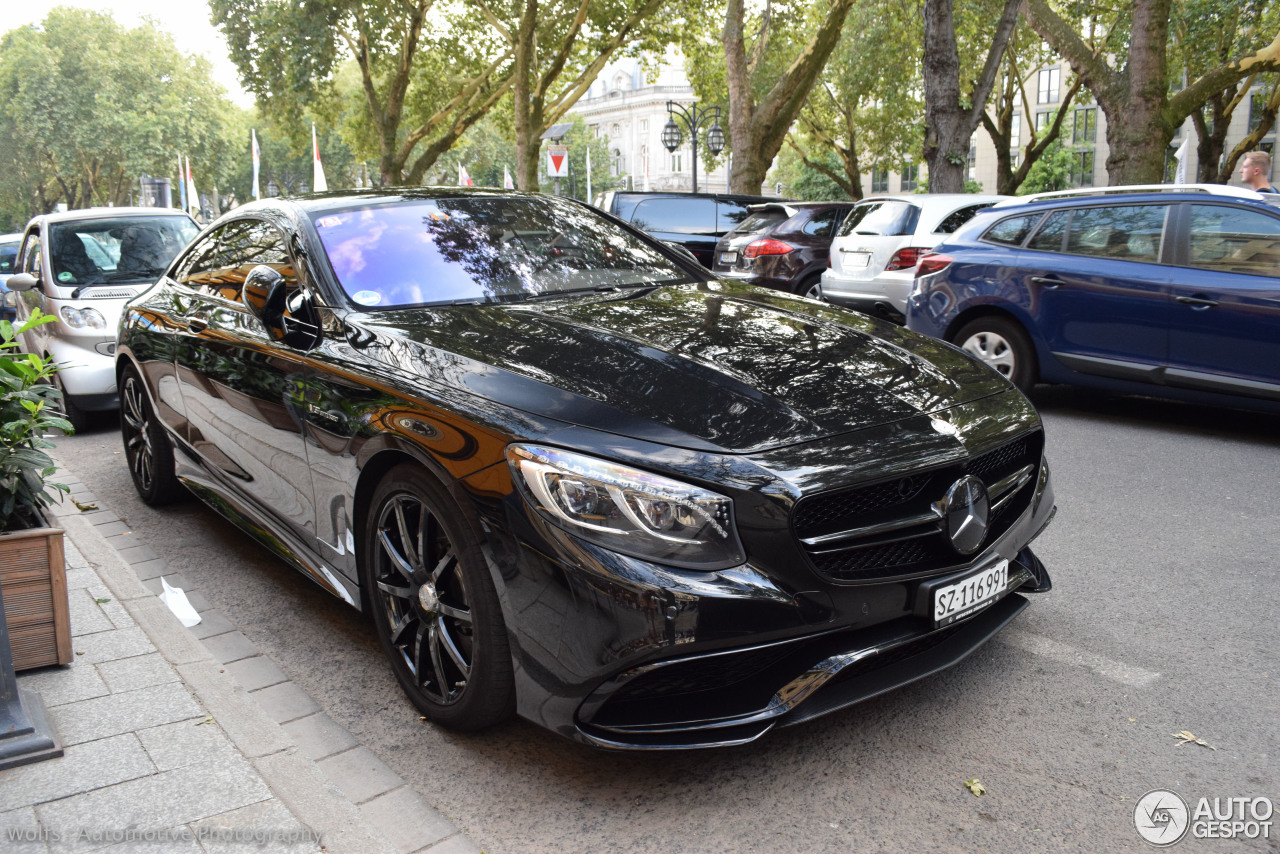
top-left (840, 251), bottom-right (871, 268)
top-left (933, 559), bottom-right (1009, 627)
top-left (720, 251), bottom-right (737, 264)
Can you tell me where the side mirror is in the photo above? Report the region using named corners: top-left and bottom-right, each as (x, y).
top-left (242, 265), bottom-right (287, 331)
top-left (6, 273), bottom-right (38, 292)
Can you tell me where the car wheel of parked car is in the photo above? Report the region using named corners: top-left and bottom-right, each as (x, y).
top-left (119, 365), bottom-right (184, 504)
top-left (952, 317), bottom-right (1037, 392)
top-left (363, 464), bottom-right (515, 731)
top-left (53, 373), bottom-right (90, 434)
top-left (795, 275), bottom-right (823, 300)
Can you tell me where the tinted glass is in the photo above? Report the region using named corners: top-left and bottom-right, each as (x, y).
top-left (179, 220), bottom-right (296, 302)
top-left (1188, 204), bottom-right (1280, 278)
top-left (838, 200), bottom-right (915, 236)
top-left (311, 196), bottom-right (692, 309)
top-left (23, 235), bottom-right (42, 277)
top-left (935, 203), bottom-right (996, 235)
top-left (1027, 210), bottom-right (1069, 251)
top-left (716, 201), bottom-right (752, 234)
top-left (48, 216), bottom-right (197, 286)
top-left (801, 209), bottom-right (844, 237)
top-left (0, 240), bottom-right (18, 275)
top-left (728, 210), bottom-right (787, 237)
top-left (1065, 205), bottom-right (1167, 262)
top-left (983, 215), bottom-right (1038, 246)
top-left (631, 198), bottom-right (718, 234)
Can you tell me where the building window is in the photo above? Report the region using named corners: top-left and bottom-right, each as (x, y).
top-left (901, 163), bottom-right (919, 192)
top-left (1250, 92), bottom-right (1276, 135)
top-left (1010, 112), bottom-right (1022, 166)
top-left (871, 168), bottom-right (888, 193)
top-left (966, 137), bottom-right (978, 183)
top-left (612, 148), bottom-right (623, 177)
top-left (1038, 67), bottom-right (1060, 104)
top-left (640, 119), bottom-right (647, 134)
top-left (1035, 110), bottom-right (1052, 133)
top-left (672, 151), bottom-right (682, 173)
top-left (1072, 107), bottom-right (1097, 145)
top-left (1072, 150), bottom-right (1094, 187)
top-left (611, 123), bottom-right (621, 138)
top-left (589, 124), bottom-right (599, 138)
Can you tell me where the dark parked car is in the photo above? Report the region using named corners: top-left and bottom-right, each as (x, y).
top-left (711, 202), bottom-right (853, 298)
top-left (594, 190), bottom-right (784, 268)
top-left (907, 185), bottom-right (1280, 411)
top-left (117, 189), bottom-right (1055, 749)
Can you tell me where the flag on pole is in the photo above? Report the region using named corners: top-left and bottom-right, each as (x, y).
top-left (185, 156), bottom-right (199, 218)
top-left (644, 151), bottom-right (651, 192)
top-left (177, 154), bottom-right (187, 211)
top-left (312, 123), bottom-right (328, 192)
top-left (1172, 136), bottom-right (1190, 185)
top-left (251, 129), bottom-right (261, 200)
top-left (586, 148), bottom-right (592, 202)
top-left (458, 163), bottom-right (473, 187)
top-left (503, 166), bottom-right (514, 189)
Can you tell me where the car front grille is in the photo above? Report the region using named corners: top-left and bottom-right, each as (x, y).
top-left (793, 432), bottom-right (1042, 583)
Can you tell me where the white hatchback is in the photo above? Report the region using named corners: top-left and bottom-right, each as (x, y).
top-left (8, 208), bottom-right (198, 429)
top-left (821, 194), bottom-right (1006, 320)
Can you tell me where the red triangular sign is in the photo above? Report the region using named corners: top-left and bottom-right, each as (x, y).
top-left (550, 153), bottom-right (566, 173)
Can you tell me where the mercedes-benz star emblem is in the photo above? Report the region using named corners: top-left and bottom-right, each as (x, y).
top-left (942, 475), bottom-right (990, 554)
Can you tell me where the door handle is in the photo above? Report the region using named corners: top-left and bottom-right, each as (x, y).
top-left (1029, 276), bottom-right (1065, 289)
top-left (187, 317), bottom-right (208, 333)
top-left (1176, 295), bottom-right (1218, 309)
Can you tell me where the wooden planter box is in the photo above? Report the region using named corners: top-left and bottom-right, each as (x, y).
top-left (0, 509), bottom-right (71, 671)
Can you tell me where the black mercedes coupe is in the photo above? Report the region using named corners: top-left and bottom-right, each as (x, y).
top-left (116, 189), bottom-right (1055, 749)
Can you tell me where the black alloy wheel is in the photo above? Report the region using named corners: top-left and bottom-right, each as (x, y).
top-left (952, 315), bottom-right (1038, 393)
top-left (363, 464), bottom-right (514, 730)
top-left (119, 365), bottom-right (184, 504)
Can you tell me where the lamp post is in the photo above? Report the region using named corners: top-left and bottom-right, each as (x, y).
top-left (661, 100), bottom-right (725, 194)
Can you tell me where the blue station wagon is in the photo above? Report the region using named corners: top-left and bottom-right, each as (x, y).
top-left (906, 186), bottom-right (1280, 411)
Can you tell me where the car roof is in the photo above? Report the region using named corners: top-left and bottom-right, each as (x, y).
top-left (27, 207), bottom-right (196, 227)
top-left (987, 188), bottom-right (1279, 216)
top-left (993, 183), bottom-right (1265, 207)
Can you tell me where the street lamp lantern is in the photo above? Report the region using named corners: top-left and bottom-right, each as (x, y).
top-left (661, 117), bottom-right (683, 153)
top-left (662, 100), bottom-right (724, 193)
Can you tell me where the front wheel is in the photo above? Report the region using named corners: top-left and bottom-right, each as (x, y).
top-left (952, 316), bottom-right (1037, 392)
top-left (363, 464), bottom-right (514, 731)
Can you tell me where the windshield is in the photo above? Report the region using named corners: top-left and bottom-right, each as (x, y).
top-left (49, 216), bottom-right (198, 286)
top-left (310, 196), bottom-right (695, 309)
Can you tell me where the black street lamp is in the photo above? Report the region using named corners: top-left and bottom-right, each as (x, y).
top-left (661, 100), bottom-right (725, 194)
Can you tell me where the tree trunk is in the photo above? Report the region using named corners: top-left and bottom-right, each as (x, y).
top-left (1191, 92), bottom-right (1231, 183)
top-left (512, 0), bottom-right (541, 190)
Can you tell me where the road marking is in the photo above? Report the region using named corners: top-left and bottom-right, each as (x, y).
top-left (1000, 628), bottom-right (1161, 687)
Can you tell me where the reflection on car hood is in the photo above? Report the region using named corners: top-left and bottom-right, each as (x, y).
top-left (354, 282), bottom-right (1011, 453)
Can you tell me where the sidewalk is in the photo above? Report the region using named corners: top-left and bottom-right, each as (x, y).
top-left (1, 466), bottom-right (484, 854)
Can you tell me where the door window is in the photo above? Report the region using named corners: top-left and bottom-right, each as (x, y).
top-left (22, 234), bottom-right (42, 278)
top-left (982, 215), bottom-right (1038, 246)
top-left (177, 220), bottom-right (296, 302)
top-left (1064, 205), bottom-right (1168, 263)
top-left (1187, 204), bottom-right (1280, 278)
top-left (1026, 210), bottom-right (1070, 252)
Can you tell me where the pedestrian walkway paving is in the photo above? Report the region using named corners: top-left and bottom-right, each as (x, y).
top-left (1, 466), bottom-right (483, 854)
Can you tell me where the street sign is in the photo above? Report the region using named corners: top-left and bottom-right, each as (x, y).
top-left (546, 145), bottom-right (569, 178)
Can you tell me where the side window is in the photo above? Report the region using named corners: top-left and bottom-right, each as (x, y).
top-left (935, 203), bottom-right (995, 235)
top-left (179, 221), bottom-right (295, 302)
top-left (22, 234), bottom-right (42, 278)
top-left (1187, 204), bottom-right (1280, 278)
top-left (1065, 204), bottom-right (1167, 263)
top-left (631, 198), bottom-right (719, 234)
top-left (801, 209), bottom-right (842, 237)
top-left (982, 215), bottom-right (1038, 246)
top-left (838, 200), bottom-right (916, 237)
top-left (1026, 210), bottom-right (1070, 252)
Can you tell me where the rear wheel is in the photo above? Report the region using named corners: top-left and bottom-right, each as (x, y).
top-left (119, 365), bottom-right (184, 504)
top-left (794, 275), bottom-right (823, 300)
top-left (952, 316), bottom-right (1037, 392)
top-left (363, 464), bottom-right (514, 731)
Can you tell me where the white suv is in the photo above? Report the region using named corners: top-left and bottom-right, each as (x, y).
top-left (821, 194), bottom-right (1005, 321)
top-left (8, 208), bottom-right (198, 429)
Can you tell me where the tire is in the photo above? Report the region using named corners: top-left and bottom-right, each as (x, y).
top-left (363, 464), bottom-right (514, 731)
top-left (53, 374), bottom-right (90, 434)
top-left (951, 316), bottom-right (1037, 392)
top-left (793, 275), bottom-right (823, 300)
top-left (119, 365), bottom-right (185, 504)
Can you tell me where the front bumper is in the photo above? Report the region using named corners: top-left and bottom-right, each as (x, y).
top-left (471, 422), bottom-right (1056, 750)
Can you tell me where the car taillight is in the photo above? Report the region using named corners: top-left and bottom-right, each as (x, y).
top-left (885, 247), bottom-right (928, 271)
top-left (743, 238), bottom-right (794, 259)
top-left (915, 253), bottom-right (954, 277)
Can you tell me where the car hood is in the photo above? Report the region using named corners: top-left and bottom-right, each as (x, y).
top-left (350, 282), bottom-right (1011, 453)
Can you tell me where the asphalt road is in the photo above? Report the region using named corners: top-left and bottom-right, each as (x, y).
top-left (53, 387), bottom-right (1279, 853)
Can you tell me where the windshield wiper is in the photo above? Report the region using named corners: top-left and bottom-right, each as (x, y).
top-left (521, 285), bottom-right (620, 302)
top-left (103, 269), bottom-right (160, 283)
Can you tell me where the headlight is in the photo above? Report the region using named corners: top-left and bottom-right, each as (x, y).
top-left (59, 306), bottom-right (107, 329)
top-left (506, 444), bottom-right (745, 570)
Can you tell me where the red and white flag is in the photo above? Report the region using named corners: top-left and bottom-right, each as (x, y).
top-left (503, 165), bottom-right (515, 190)
top-left (312, 123), bottom-right (328, 192)
top-left (185, 156), bottom-right (199, 218)
top-left (458, 163), bottom-right (473, 187)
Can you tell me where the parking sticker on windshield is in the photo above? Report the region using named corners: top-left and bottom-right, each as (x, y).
top-left (315, 215), bottom-right (344, 229)
top-left (352, 290), bottom-right (382, 306)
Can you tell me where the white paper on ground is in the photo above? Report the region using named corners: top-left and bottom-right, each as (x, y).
top-left (159, 577), bottom-right (202, 627)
